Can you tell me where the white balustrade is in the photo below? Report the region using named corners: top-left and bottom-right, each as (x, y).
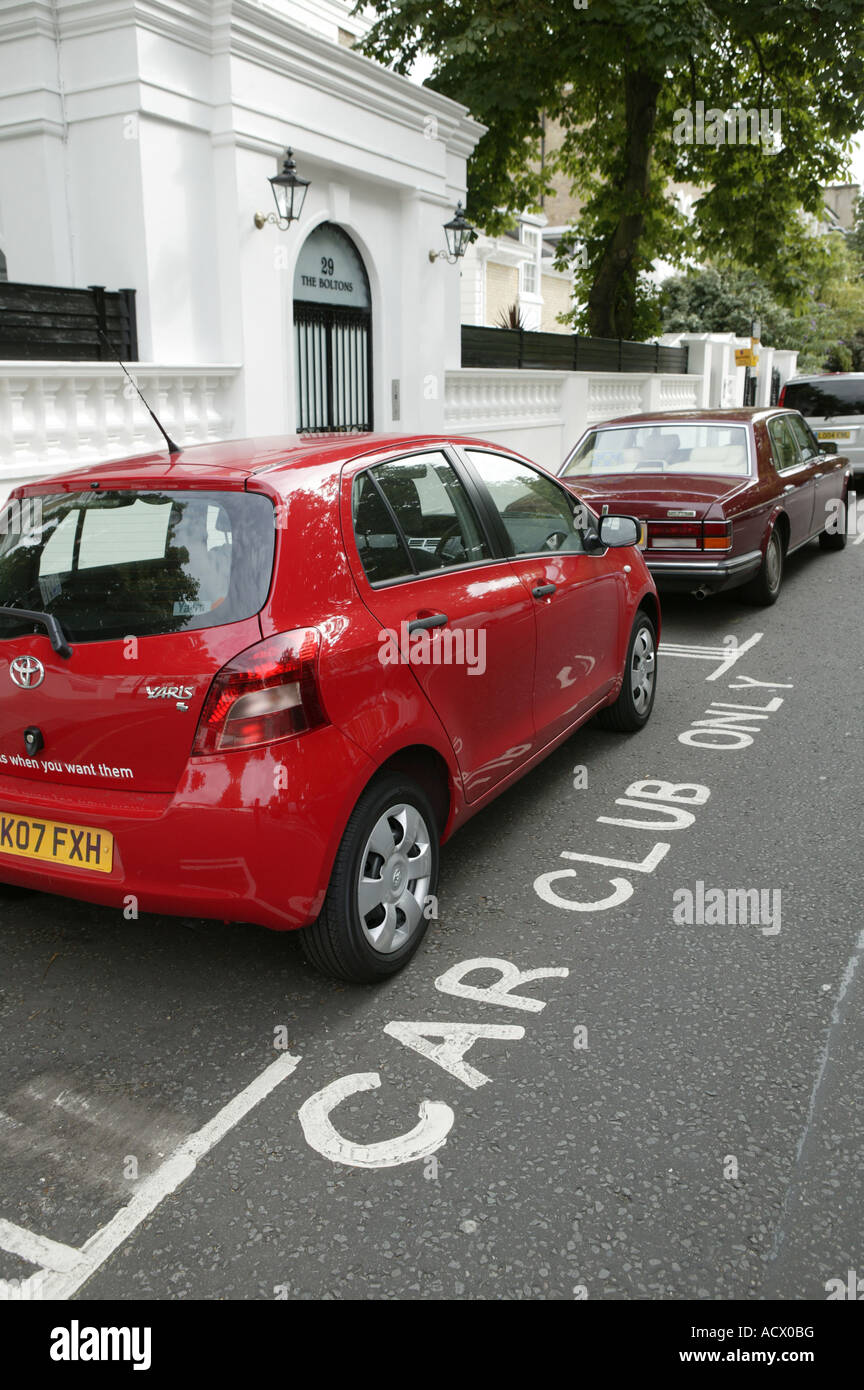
top-left (0, 363), bottom-right (241, 502)
top-left (444, 367), bottom-right (706, 470)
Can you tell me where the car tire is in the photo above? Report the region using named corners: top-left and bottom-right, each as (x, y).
top-left (742, 526), bottom-right (784, 606)
top-left (819, 492), bottom-right (848, 550)
top-left (594, 612), bottom-right (657, 733)
top-left (301, 772), bottom-right (439, 984)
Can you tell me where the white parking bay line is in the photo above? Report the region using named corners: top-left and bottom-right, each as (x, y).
top-left (0, 1217), bottom-right (82, 1272)
top-left (660, 631), bottom-right (763, 681)
top-left (0, 1050), bottom-right (302, 1301)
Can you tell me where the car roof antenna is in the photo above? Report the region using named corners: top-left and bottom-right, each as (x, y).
top-left (96, 328), bottom-right (181, 455)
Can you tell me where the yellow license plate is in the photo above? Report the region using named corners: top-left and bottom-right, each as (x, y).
top-left (817, 430), bottom-right (851, 440)
top-left (0, 813), bottom-right (113, 873)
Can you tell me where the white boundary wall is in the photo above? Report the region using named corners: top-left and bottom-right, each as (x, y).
top-left (0, 364), bottom-right (239, 503)
top-left (660, 333), bottom-right (799, 409)
top-left (444, 369), bottom-right (703, 471)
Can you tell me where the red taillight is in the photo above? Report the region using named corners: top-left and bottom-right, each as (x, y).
top-left (192, 629), bottom-right (327, 755)
top-left (778, 386), bottom-right (787, 406)
top-left (703, 521), bottom-right (733, 550)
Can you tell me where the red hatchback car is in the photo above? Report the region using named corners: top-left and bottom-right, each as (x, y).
top-left (0, 434), bottom-right (658, 982)
top-left (558, 408), bottom-right (851, 604)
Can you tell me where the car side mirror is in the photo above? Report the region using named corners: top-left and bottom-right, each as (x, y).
top-left (597, 514), bottom-right (639, 548)
top-left (820, 441), bottom-right (838, 455)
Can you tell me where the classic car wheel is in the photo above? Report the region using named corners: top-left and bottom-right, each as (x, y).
top-left (819, 492), bottom-right (848, 551)
top-left (595, 613), bottom-right (657, 733)
top-left (743, 526), bottom-right (784, 606)
top-left (302, 772), bottom-right (438, 983)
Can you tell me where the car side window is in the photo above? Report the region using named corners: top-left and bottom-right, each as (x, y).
top-left (351, 471), bottom-right (414, 584)
top-left (784, 413), bottom-right (821, 461)
top-left (353, 452), bottom-right (491, 582)
top-left (465, 451), bottom-right (587, 556)
top-left (767, 416), bottom-right (801, 472)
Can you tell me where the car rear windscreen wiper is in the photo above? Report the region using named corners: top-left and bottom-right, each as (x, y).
top-left (0, 607), bottom-right (72, 659)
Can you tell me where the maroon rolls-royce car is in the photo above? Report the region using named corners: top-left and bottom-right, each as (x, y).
top-left (558, 408), bottom-right (852, 604)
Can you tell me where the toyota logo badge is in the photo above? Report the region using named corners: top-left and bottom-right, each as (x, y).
top-left (10, 655), bottom-right (45, 689)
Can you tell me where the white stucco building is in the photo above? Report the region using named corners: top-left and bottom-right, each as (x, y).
top-left (0, 0), bottom-right (484, 488)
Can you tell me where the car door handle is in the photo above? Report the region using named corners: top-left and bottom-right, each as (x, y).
top-left (407, 613), bottom-right (448, 633)
top-left (532, 583), bottom-right (557, 598)
top-left (813, 472), bottom-right (822, 478)
top-left (783, 484), bottom-right (796, 492)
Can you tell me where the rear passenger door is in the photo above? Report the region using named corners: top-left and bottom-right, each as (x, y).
top-left (785, 411), bottom-right (845, 535)
top-left (347, 449), bottom-right (538, 801)
top-left (766, 414), bottom-right (816, 546)
top-left (461, 448), bottom-right (622, 744)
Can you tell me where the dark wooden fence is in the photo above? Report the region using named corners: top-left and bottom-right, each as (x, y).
top-left (0, 282), bottom-right (138, 360)
top-left (462, 324), bottom-right (688, 374)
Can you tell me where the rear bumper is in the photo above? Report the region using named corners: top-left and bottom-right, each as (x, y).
top-left (0, 726), bottom-right (375, 930)
top-left (645, 549), bottom-right (762, 595)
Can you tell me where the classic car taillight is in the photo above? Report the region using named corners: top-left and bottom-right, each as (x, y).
top-left (192, 629), bottom-right (327, 754)
top-left (703, 521), bottom-right (733, 550)
top-left (777, 385), bottom-right (787, 406)
top-left (648, 522), bottom-right (701, 549)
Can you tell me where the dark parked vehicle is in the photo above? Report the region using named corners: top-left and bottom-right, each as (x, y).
top-left (558, 408), bottom-right (851, 604)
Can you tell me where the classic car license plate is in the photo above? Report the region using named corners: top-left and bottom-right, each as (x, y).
top-left (0, 813), bottom-right (113, 873)
top-left (817, 430), bottom-right (851, 440)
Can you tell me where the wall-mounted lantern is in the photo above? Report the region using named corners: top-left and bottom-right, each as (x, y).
top-left (429, 201), bottom-right (477, 263)
top-left (254, 149), bottom-right (310, 231)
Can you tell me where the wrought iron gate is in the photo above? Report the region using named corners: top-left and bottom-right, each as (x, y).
top-left (294, 302), bottom-right (372, 433)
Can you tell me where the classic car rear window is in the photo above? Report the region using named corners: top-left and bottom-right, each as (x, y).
top-left (562, 424), bottom-right (751, 478)
top-left (782, 379), bottom-right (864, 418)
top-left (0, 489), bottom-right (276, 643)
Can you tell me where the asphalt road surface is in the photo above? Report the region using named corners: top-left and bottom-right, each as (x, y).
top-left (1, 528), bottom-right (862, 1302)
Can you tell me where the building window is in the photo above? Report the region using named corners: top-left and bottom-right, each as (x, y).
top-left (519, 226), bottom-right (540, 296)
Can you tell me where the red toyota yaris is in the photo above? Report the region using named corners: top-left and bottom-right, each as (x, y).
top-left (0, 434), bottom-right (658, 982)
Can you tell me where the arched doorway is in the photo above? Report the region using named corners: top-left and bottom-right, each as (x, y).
top-left (293, 223), bottom-right (372, 433)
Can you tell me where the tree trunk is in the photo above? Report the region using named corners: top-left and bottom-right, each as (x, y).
top-left (586, 68), bottom-right (660, 339)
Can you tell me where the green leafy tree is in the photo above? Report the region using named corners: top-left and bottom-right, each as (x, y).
top-left (361, 0), bottom-right (864, 339)
top-left (661, 236), bottom-right (864, 371)
top-left (661, 265), bottom-right (791, 339)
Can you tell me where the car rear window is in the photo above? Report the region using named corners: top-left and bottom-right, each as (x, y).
top-left (0, 489), bottom-right (275, 643)
top-left (781, 379), bottom-right (864, 417)
top-left (561, 424), bottom-right (751, 477)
